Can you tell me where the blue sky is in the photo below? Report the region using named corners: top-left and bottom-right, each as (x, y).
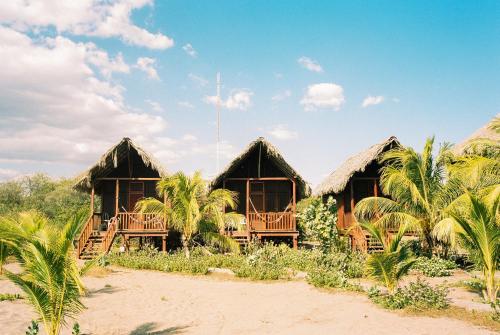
top-left (0, 0), bottom-right (498, 187)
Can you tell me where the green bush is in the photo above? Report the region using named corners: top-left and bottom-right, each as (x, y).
top-left (412, 256), bottom-right (457, 277)
top-left (0, 293), bottom-right (22, 301)
top-left (369, 279), bottom-right (449, 310)
top-left (307, 268), bottom-right (361, 291)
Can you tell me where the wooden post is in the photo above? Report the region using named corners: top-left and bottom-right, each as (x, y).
top-left (246, 178), bottom-right (250, 236)
top-left (292, 178), bottom-right (296, 231)
top-left (293, 236), bottom-right (298, 250)
top-left (373, 178), bottom-right (378, 197)
top-left (90, 185), bottom-right (95, 215)
top-left (162, 236), bottom-right (166, 252)
top-left (115, 179), bottom-right (119, 217)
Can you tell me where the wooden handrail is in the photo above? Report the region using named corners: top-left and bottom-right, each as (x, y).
top-left (101, 217), bottom-right (117, 254)
top-left (77, 214), bottom-right (94, 257)
top-left (248, 212), bottom-right (296, 231)
top-left (116, 212), bottom-right (166, 231)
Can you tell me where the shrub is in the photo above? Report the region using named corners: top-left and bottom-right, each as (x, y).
top-left (369, 279), bottom-right (449, 310)
top-left (0, 293), bottom-right (22, 301)
top-left (412, 257), bottom-right (457, 277)
top-left (307, 268), bottom-right (361, 291)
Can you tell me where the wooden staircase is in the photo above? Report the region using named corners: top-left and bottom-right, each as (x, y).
top-left (77, 214), bottom-right (118, 259)
top-left (79, 232), bottom-right (104, 260)
top-left (365, 233), bottom-right (384, 253)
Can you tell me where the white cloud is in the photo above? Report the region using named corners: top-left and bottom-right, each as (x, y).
top-left (298, 56), bottom-right (323, 73)
top-left (86, 46), bottom-right (129, 78)
top-left (362, 95), bottom-right (385, 107)
top-left (271, 90), bottom-right (291, 102)
top-left (0, 25), bottom-right (167, 165)
top-left (182, 43), bottom-right (197, 58)
top-left (268, 125), bottom-right (298, 140)
top-left (300, 83), bottom-right (345, 111)
top-left (182, 134), bottom-right (197, 141)
top-left (135, 57), bottom-right (159, 80)
top-left (178, 101), bottom-right (194, 109)
top-left (188, 73), bottom-right (208, 87)
top-left (0, 168), bottom-right (21, 181)
top-left (0, 0), bottom-right (174, 49)
top-left (204, 89), bottom-right (254, 111)
top-left (146, 99), bottom-right (164, 112)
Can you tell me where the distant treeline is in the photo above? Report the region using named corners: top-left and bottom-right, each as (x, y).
top-left (0, 173), bottom-right (91, 227)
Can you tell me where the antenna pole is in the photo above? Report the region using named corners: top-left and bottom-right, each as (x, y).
top-left (216, 72), bottom-right (221, 174)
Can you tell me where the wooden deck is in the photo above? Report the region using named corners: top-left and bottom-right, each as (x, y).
top-left (76, 212), bottom-right (167, 259)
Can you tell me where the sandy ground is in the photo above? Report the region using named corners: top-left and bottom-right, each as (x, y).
top-left (0, 266), bottom-right (496, 335)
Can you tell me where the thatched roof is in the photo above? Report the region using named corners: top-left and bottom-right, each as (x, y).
top-left (314, 136), bottom-right (401, 197)
top-left (209, 137), bottom-right (311, 198)
top-left (74, 137), bottom-right (167, 192)
top-left (452, 114), bottom-right (500, 155)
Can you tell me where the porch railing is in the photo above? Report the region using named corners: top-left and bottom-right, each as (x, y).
top-left (77, 214), bottom-right (94, 256)
top-left (116, 212), bottom-right (166, 231)
top-left (248, 211), bottom-right (295, 231)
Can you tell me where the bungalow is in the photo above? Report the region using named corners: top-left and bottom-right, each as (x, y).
top-left (74, 138), bottom-right (168, 259)
top-left (209, 137), bottom-right (311, 248)
top-left (314, 136), bottom-right (401, 252)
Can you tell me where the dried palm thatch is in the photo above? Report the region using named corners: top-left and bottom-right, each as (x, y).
top-left (452, 114), bottom-right (500, 155)
top-left (314, 136), bottom-right (401, 197)
top-left (209, 137), bottom-right (311, 198)
top-left (74, 137), bottom-right (167, 192)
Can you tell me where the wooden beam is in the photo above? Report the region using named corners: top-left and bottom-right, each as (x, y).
top-left (292, 178), bottom-right (296, 231)
top-left (90, 185), bottom-right (95, 215)
top-left (162, 236), bottom-right (166, 252)
top-left (224, 177), bottom-right (291, 181)
top-left (374, 179), bottom-right (378, 197)
top-left (97, 177), bottom-right (161, 181)
top-left (246, 179), bottom-right (250, 231)
top-left (115, 179), bottom-right (119, 216)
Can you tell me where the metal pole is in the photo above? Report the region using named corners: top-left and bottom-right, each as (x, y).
top-left (216, 72), bottom-right (221, 174)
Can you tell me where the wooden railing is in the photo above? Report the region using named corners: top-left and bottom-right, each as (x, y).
top-left (77, 214), bottom-right (94, 256)
top-left (248, 212), bottom-right (295, 231)
top-left (101, 217), bottom-right (118, 253)
top-left (116, 212), bottom-right (166, 231)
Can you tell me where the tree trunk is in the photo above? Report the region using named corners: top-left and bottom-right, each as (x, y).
top-left (182, 236), bottom-right (190, 259)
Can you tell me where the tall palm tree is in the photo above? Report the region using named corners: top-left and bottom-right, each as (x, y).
top-left (434, 194), bottom-right (499, 302)
top-left (0, 212), bottom-right (88, 335)
top-left (136, 171), bottom-right (242, 258)
top-left (361, 222), bottom-right (416, 294)
top-left (354, 137), bottom-right (449, 252)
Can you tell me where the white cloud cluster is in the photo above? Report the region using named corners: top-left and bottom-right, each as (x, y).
top-left (188, 73), bottom-right (208, 87)
top-left (146, 100), bottom-right (164, 112)
top-left (271, 90), bottom-right (291, 102)
top-left (182, 43), bottom-right (197, 58)
top-left (135, 57), bottom-right (159, 80)
top-left (362, 95), bottom-right (385, 107)
top-left (298, 56), bottom-right (323, 73)
top-left (204, 89), bottom-right (254, 111)
top-left (0, 0), bottom-right (174, 49)
top-left (300, 83), bottom-right (345, 111)
top-left (268, 125), bottom-right (298, 140)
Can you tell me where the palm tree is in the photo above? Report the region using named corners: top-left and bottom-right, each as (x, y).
top-left (136, 171), bottom-right (242, 258)
top-left (354, 137), bottom-right (450, 252)
top-left (0, 211), bottom-right (88, 335)
top-left (361, 222), bottom-right (416, 294)
top-left (434, 194), bottom-right (499, 302)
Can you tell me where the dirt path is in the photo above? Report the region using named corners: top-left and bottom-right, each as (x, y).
top-left (0, 267), bottom-right (496, 335)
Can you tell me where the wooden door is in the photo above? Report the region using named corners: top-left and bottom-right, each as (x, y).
top-left (128, 182), bottom-right (144, 212)
top-left (250, 182), bottom-right (265, 230)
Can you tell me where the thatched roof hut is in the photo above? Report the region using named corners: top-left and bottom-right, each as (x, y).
top-left (210, 137), bottom-right (311, 198)
top-left (314, 136), bottom-right (401, 197)
top-left (452, 114), bottom-right (500, 155)
top-left (74, 137), bottom-right (167, 192)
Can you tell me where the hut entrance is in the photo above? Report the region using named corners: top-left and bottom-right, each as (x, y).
top-left (128, 181), bottom-right (145, 211)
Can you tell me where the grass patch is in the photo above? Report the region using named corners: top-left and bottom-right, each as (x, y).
top-left (402, 306), bottom-right (500, 333)
top-left (0, 293), bottom-right (22, 301)
top-left (412, 257), bottom-right (457, 277)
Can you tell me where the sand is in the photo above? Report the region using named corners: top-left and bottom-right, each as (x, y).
top-left (0, 266), bottom-right (496, 335)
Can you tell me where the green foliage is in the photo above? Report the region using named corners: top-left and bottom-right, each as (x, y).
top-left (412, 256), bottom-right (457, 277)
top-left (136, 171), bottom-right (242, 257)
top-left (25, 320), bottom-right (39, 335)
top-left (0, 292), bottom-right (22, 301)
top-left (362, 222), bottom-right (416, 293)
top-left (369, 279), bottom-right (449, 310)
top-left (490, 300), bottom-right (500, 322)
top-left (0, 174), bottom-right (90, 228)
top-left (307, 269), bottom-right (361, 291)
top-left (297, 196), bottom-right (341, 252)
top-left (72, 322), bottom-right (80, 335)
top-left (0, 211), bottom-right (88, 335)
